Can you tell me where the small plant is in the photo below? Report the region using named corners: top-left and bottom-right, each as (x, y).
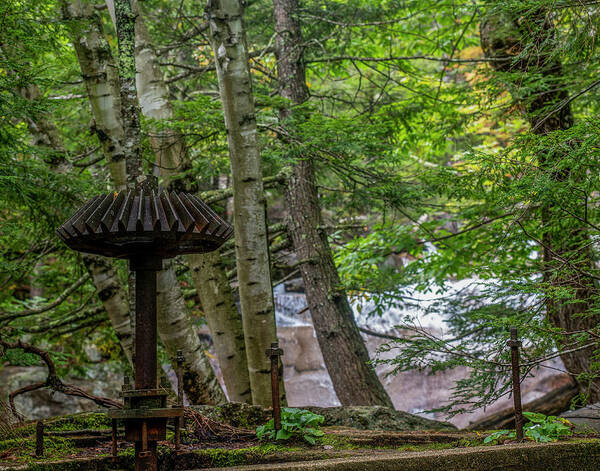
top-left (256, 408), bottom-right (325, 445)
top-left (484, 412), bottom-right (573, 444)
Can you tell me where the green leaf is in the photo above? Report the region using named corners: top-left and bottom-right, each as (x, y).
top-left (276, 429), bottom-right (292, 441)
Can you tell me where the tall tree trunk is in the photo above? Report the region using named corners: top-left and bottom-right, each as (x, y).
top-left (272, 0), bottom-right (393, 407)
top-left (60, 0), bottom-right (127, 189)
top-left (188, 252), bottom-right (251, 402)
top-left (131, 0), bottom-right (188, 186)
top-left (113, 0), bottom-right (143, 188)
top-left (157, 260), bottom-right (226, 404)
top-left (130, 0), bottom-right (251, 403)
top-left (206, 0), bottom-right (283, 406)
top-left (82, 254), bottom-right (133, 364)
top-left (481, 9), bottom-right (600, 401)
top-left (105, 0), bottom-right (226, 403)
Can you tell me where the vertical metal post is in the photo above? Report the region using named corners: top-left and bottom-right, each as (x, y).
top-left (35, 420), bottom-right (44, 457)
top-left (266, 342), bottom-right (283, 431)
top-left (131, 256), bottom-right (161, 471)
top-left (175, 350), bottom-right (184, 451)
top-left (508, 327), bottom-right (524, 441)
top-left (134, 267), bottom-right (158, 391)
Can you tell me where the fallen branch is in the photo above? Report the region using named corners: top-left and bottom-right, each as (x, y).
top-left (184, 407), bottom-right (254, 441)
top-left (0, 338), bottom-right (122, 418)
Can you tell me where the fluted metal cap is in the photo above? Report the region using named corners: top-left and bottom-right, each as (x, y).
top-left (57, 189), bottom-right (233, 258)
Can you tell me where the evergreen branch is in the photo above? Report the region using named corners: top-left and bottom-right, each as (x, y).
top-left (0, 274), bottom-right (91, 323)
top-left (305, 55), bottom-right (509, 65)
top-left (531, 78), bottom-right (600, 133)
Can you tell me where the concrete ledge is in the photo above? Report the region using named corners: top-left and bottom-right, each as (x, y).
top-left (197, 440), bottom-right (600, 471)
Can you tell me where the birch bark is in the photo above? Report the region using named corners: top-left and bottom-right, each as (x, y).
top-left (206, 0), bottom-right (283, 406)
top-left (99, 0), bottom-right (227, 403)
top-left (60, 0), bottom-right (127, 189)
top-left (129, 0), bottom-right (251, 402)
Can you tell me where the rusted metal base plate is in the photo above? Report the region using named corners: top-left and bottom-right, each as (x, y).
top-left (108, 407), bottom-right (184, 419)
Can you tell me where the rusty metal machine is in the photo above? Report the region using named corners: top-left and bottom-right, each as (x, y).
top-left (57, 177), bottom-right (232, 470)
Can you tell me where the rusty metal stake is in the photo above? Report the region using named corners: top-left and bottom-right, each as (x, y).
top-left (266, 342), bottom-right (283, 431)
top-left (175, 350), bottom-right (184, 451)
top-left (35, 420), bottom-right (44, 457)
top-left (111, 419), bottom-right (118, 461)
top-left (507, 327), bottom-right (524, 441)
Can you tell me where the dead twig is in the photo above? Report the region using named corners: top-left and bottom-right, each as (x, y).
top-left (0, 338), bottom-right (122, 419)
top-left (184, 408), bottom-right (255, 441)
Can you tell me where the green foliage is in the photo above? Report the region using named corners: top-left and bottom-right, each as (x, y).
top-left (484, 412), bottom-right (574, 444)
top-left (1, 0), bottom-right (600, 421)
top-left (256, 408), bottom-right (325, 445)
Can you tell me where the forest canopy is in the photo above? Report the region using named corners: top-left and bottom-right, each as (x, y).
top-left (1, 0), bottom-right (599, 421)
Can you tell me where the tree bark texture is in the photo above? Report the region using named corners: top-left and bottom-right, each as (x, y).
top-left (189, 252), bottom-right (251, 403)
top-left (272, 0), bottom-right (394, 408)
top-left (157, 260), bottom-right (227, 404)
top-left (60, 0), bottom-right (127, 189)
top-left (129, 1), bottom-right (251, 402)
top-left (130, 0), bottom-right (189, 189)
top-left (82, 254), bottom-right (133, 363)
top-left (481, 10), bottom-right (600, 401)
top-left (113, 0), bottom-right (143, 186)
top-left (206, 0), bottom-right (283, 406)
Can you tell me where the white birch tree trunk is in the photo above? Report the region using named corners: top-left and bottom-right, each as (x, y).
top-left (157, 260), bottom-right (226, 404)
top-left (128, 0), bottom-right (251, 402)
top-left (206, 0), bottom-right (283, 406)
top-left (60, 0), bottom-right (127, 189)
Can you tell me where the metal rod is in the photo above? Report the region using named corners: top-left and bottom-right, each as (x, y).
top-left (35, 420), bottom-right (44, 457)
top-left (176, 350), bottom-right (184, 407)
top-left (141, 421), bottom-right (148, 452)
top-left (266, 342), bottom-right (283, 431)
top-left (508, 327), bottom-right (524, 441)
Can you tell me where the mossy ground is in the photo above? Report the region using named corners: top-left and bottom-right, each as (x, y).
top-left (1, 412), bottom-right (598, 471)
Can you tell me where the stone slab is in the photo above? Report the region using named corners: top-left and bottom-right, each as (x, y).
top-left (195, 440), bottom-right (600, 471)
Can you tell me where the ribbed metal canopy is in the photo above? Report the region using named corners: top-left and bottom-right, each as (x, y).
top-left (57, 189), bottom-right (233, 258)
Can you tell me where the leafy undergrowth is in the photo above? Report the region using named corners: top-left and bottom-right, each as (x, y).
top-left (484, 412), bottom-right (575, 444)
top-left (257, 408), bottom-right (325, 444)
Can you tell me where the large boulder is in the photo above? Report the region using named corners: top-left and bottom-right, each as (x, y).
top-left (192, 402), bottom-right (456, 431)
top-left (560, 403), bottom-right (600, 432)
top-left (307, 405), bottom-right (455, 431)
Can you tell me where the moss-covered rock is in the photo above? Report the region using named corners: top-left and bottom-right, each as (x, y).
top-left (191, 403), bottom-right (455, 431)
top-left (307, 406), bottom-right (455, 431)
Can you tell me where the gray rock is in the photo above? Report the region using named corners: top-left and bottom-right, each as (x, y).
top-left (306, 405), bottom-right (456, 431)
top-left (560, 403), bottom-right (600, 431)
